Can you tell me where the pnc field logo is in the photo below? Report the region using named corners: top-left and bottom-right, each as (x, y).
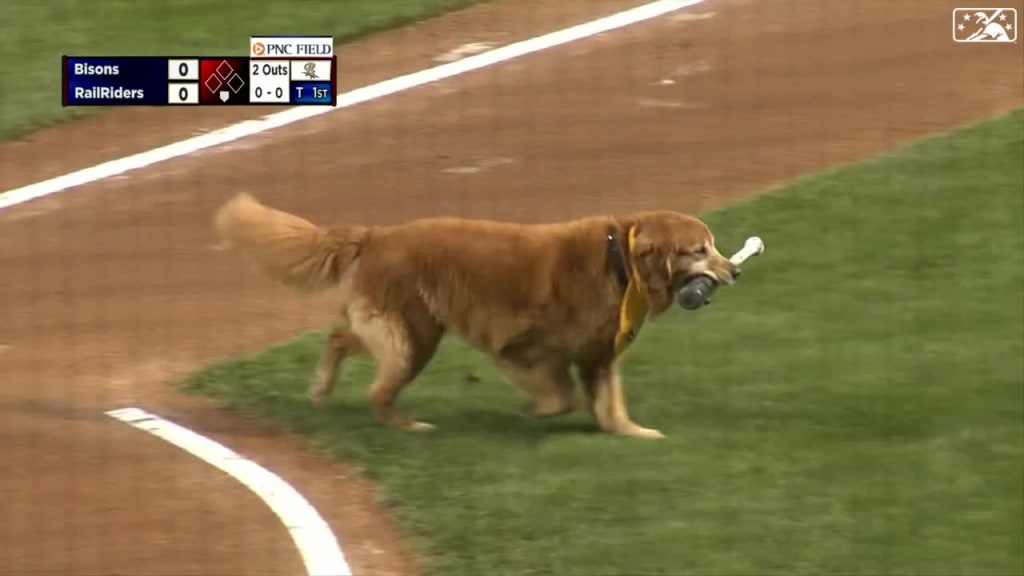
top-left (952, 8), bottom-right (1017, 42)
top-left (250, 36), bottom-right (334, 58)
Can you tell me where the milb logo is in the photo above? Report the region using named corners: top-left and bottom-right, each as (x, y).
top-left (952, 8), bottom-right (1017, 42)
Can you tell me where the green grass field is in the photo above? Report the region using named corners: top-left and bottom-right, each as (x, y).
top-left (0, 0), bottom-right (484, 138)
top-left (184, 110), bottom-right (1024, 576)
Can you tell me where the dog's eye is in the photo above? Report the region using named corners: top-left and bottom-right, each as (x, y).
top-left (693, 246), bottom-right (707, 256)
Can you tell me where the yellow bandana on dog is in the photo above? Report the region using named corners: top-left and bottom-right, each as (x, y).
top-left (613, 227), bottom-right (650, 358)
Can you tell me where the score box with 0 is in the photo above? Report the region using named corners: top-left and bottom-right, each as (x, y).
top-left (168, 58), bottom-right (199, 81)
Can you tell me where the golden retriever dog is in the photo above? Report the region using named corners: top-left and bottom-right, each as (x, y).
top-left (213, 194), bottom-right (740, 439)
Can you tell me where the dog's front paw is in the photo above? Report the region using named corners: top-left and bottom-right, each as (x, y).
top-left (406, 421), bottom-right (436, 433)
top-left (632, 427), bottom-right (665, 440)
top-left (616, 423), bottom-right (665, 440)
top-left (306, 386), bottom-right (328, 406)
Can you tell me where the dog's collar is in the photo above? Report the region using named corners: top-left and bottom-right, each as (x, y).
top-left (606, 226), bottom-right (631, 290)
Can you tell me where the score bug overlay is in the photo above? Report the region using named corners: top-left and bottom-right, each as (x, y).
top-left (62, 36), bottom-right (336, 107)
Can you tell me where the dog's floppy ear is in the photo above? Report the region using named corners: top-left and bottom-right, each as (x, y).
top-left (627, 219), bottom-right (675, 315)
top-left (629, 222), bottom-right (655, 258)
top-left (629, 219), bottom-right (670, 266)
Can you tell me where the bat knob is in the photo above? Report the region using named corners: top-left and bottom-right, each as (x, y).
top-left (729, 236), bottom-right (766, 266)
top-left (677, 274), bottom-right (718, 310)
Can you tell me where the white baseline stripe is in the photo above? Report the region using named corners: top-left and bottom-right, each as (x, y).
top-left (0, 0), bottom-right (706, 212)
top-left (106, 407), bottom-right (349, 576)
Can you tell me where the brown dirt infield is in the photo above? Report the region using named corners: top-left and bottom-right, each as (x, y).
top-left (0, 0), bottom-right (1020, 574)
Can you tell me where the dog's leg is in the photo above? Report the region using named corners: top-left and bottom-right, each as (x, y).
top-left (350, 305), bottom-right (442, 432)
top-left (308, 325), bottom-right (366, 404)
top-left (496, 359), bottom-right (578, 418)
top-left (579, 363), bottom-right (663, 439)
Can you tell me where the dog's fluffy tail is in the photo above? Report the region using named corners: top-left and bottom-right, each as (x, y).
top-left (213, 193), bottom-right (366, 291)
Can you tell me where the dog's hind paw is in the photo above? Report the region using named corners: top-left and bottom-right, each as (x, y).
top-left (633, 427), bottom-right (666, 440)
top-left (521, 395), bottom-right (578, 419)
top-left (406, 421), bottom-right (436, 433)
top-left (616, 424), bottom-right (665, 440)
top-left (306, 388), bottom-right (328, 405)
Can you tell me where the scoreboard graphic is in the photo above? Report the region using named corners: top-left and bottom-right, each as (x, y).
top-left (62, 36), bottom-right (336, 107)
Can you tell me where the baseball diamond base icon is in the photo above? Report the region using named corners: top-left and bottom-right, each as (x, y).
top-left (953, 8), bottom-right (1017, 42)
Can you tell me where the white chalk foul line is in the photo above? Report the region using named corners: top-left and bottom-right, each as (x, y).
top-left (0, 0), bottom-right (706, 212)
top-left (106, 407), bottom-right (349, 576)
